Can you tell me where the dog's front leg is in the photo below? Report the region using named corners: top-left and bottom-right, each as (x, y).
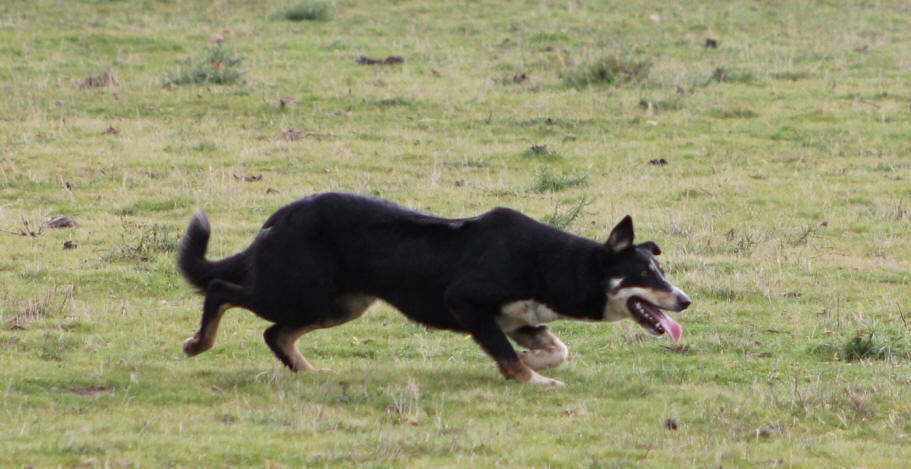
top-left (508, 325), bottom-right (569, 371)
top-left (475, 320), bottom-right (563, 386)
top-left (445, 289), bottom-right (564, 386)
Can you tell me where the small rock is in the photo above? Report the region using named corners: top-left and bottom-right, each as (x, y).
top-left (281, 128), bottom-right (302, 141)
top-left (44, 216), bottom-right (78, 229)
top-left (705, 38), bottom-right (718, 49)
top-left (649, 158), bottom-right (668, 166)
top-left (233, 173), bottom-right (263, 182)
top-left (665, 418), bottom-right (678, 430)
top-left (279, 96), bottom-right (296, 109)
top-left (69, 385), bottom-right (112, 395)
top-left (63, 241), bottom-right (77, 250)
top-left (356, 55), bottom-right (405, 65)
top-left (79, 70), bottom-right (119, 89)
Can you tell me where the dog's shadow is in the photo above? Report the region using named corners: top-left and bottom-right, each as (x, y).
top-left (190, 364), bottom-right (574, 400)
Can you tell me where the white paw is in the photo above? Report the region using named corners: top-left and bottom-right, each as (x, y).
top-left (520, 349), bottom-right (562, 370)
top-left (519, 342), bottom-right (569, 370)
top-left (526, 371), bottom-right (565, 387)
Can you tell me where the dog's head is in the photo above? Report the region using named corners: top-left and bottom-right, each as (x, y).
top-left (600, 216), bottom-right (691, 342)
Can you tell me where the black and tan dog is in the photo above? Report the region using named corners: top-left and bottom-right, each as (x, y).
top-left (178, 192), bottom-right (691, 386)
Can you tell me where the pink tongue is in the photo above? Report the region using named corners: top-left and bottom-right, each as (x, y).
top-left (656, 312), bottom-right (682, 342)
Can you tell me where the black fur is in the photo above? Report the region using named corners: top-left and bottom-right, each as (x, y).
top-left (177, 192), bottom-right (687, 382)
top-left (177, 212), bottom-right (248, 291)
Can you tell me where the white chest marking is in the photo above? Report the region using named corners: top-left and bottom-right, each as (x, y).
top-left (498, 300), bottom-right (565, 332)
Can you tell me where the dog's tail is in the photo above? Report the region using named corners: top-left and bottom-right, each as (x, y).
top-left (177, 211), bottom-right (249, 291)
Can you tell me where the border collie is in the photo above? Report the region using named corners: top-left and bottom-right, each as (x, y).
top-left (178, 192), bottom-right (691, 386)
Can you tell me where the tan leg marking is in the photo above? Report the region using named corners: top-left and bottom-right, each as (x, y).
top-left (183, 304), bottom-right (231, 357)
top-left (265, 325), bottom-right (318, 372)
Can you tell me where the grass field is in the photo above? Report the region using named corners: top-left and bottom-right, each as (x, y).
top-left (2, 0), bottom-right (910, 467)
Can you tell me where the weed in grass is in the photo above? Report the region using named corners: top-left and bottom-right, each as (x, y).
top-left (639, 96), bottom-right (684, 114)
top-left (165, 47), bottom-right (244, 86)
top-left (523, 144), bottom-right (559, 159)
top-left (1, 285), bottom-right (75, 325)
top-left (788, 225), bottom-right (819, 246)
top-left (563, 56), bottom-right (651, 88)
top-left (190, 141), bottom-right (218, 153)
top-left (773, 71), bottom-right (810, 81)
top-left (730, 230), bottom-right (761, 256)
top-left (277, 1), bottom-right (333, 22)
top-left (531, 167), bottom-right (588, 193)
top-left (702, 67), bottom-right (755, 86)
top-left (384, 378), bottom-right (421, 425)
top-left (810, 330), bottom-right (908, 361)
top-left (842, 333), bottom-right (894, 360)
top-left (105, 220), bottom-right (178, 263)
top-left (376, 97), bottom-right (413, 108)
top-left (38, 332), bottom-right (79, 361)
top-left (444, 158), bottom-right (488, 169)
top-left (543, 196), bottom-right (590, 230)
top-left (78, 70), bottom-right (119, 89)
top-left (709, 108), bottom-right (758, 119)
top-left (495, 72), bottom-right (529, 85)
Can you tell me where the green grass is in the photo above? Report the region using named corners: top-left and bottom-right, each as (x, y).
top-left (531, 167), bottom-right (589, 192)
top-left (562, 55), bottom-right (653, 88)
top-left (165, 46), bottom-right (245, 86)
top-left (1, 0), bottom-right (911, 467)
top-left (277, 1), bottom-right (334, 22)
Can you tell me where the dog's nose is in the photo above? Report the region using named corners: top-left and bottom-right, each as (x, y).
top-left (679, 297), bottom-right (692, 310)
top-left (675, 290), bottom-right (692, 311)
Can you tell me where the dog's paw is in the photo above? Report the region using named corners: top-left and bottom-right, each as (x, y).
top-left (526, 371), bottom-right (565, 387)
top-left (519, 349), bottom-right (565, 370)
top-left (183, 336), bottom-right (209, 357)
top-left (520, 344), bottom-right (569, 370)
top-left (283, 356), bottom-right (316, 373)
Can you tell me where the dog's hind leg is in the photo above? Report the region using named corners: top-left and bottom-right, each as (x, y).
top-left (507, 326), bottom-right (569, 371)
top-left (263, 294), bottom-right (376, 372)
top-left (184, 279), bottom-right (248, 357)
top-left (264, 324), bottom-right (317, 372)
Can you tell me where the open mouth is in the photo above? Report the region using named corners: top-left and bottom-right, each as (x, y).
top-left (627, 297), bottom-right (682, 342)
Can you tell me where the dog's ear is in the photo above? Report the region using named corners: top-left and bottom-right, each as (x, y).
top-left (637, 241), bottom-right (661, 256)
top-left (605, 215), bottom-right (634, 252)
